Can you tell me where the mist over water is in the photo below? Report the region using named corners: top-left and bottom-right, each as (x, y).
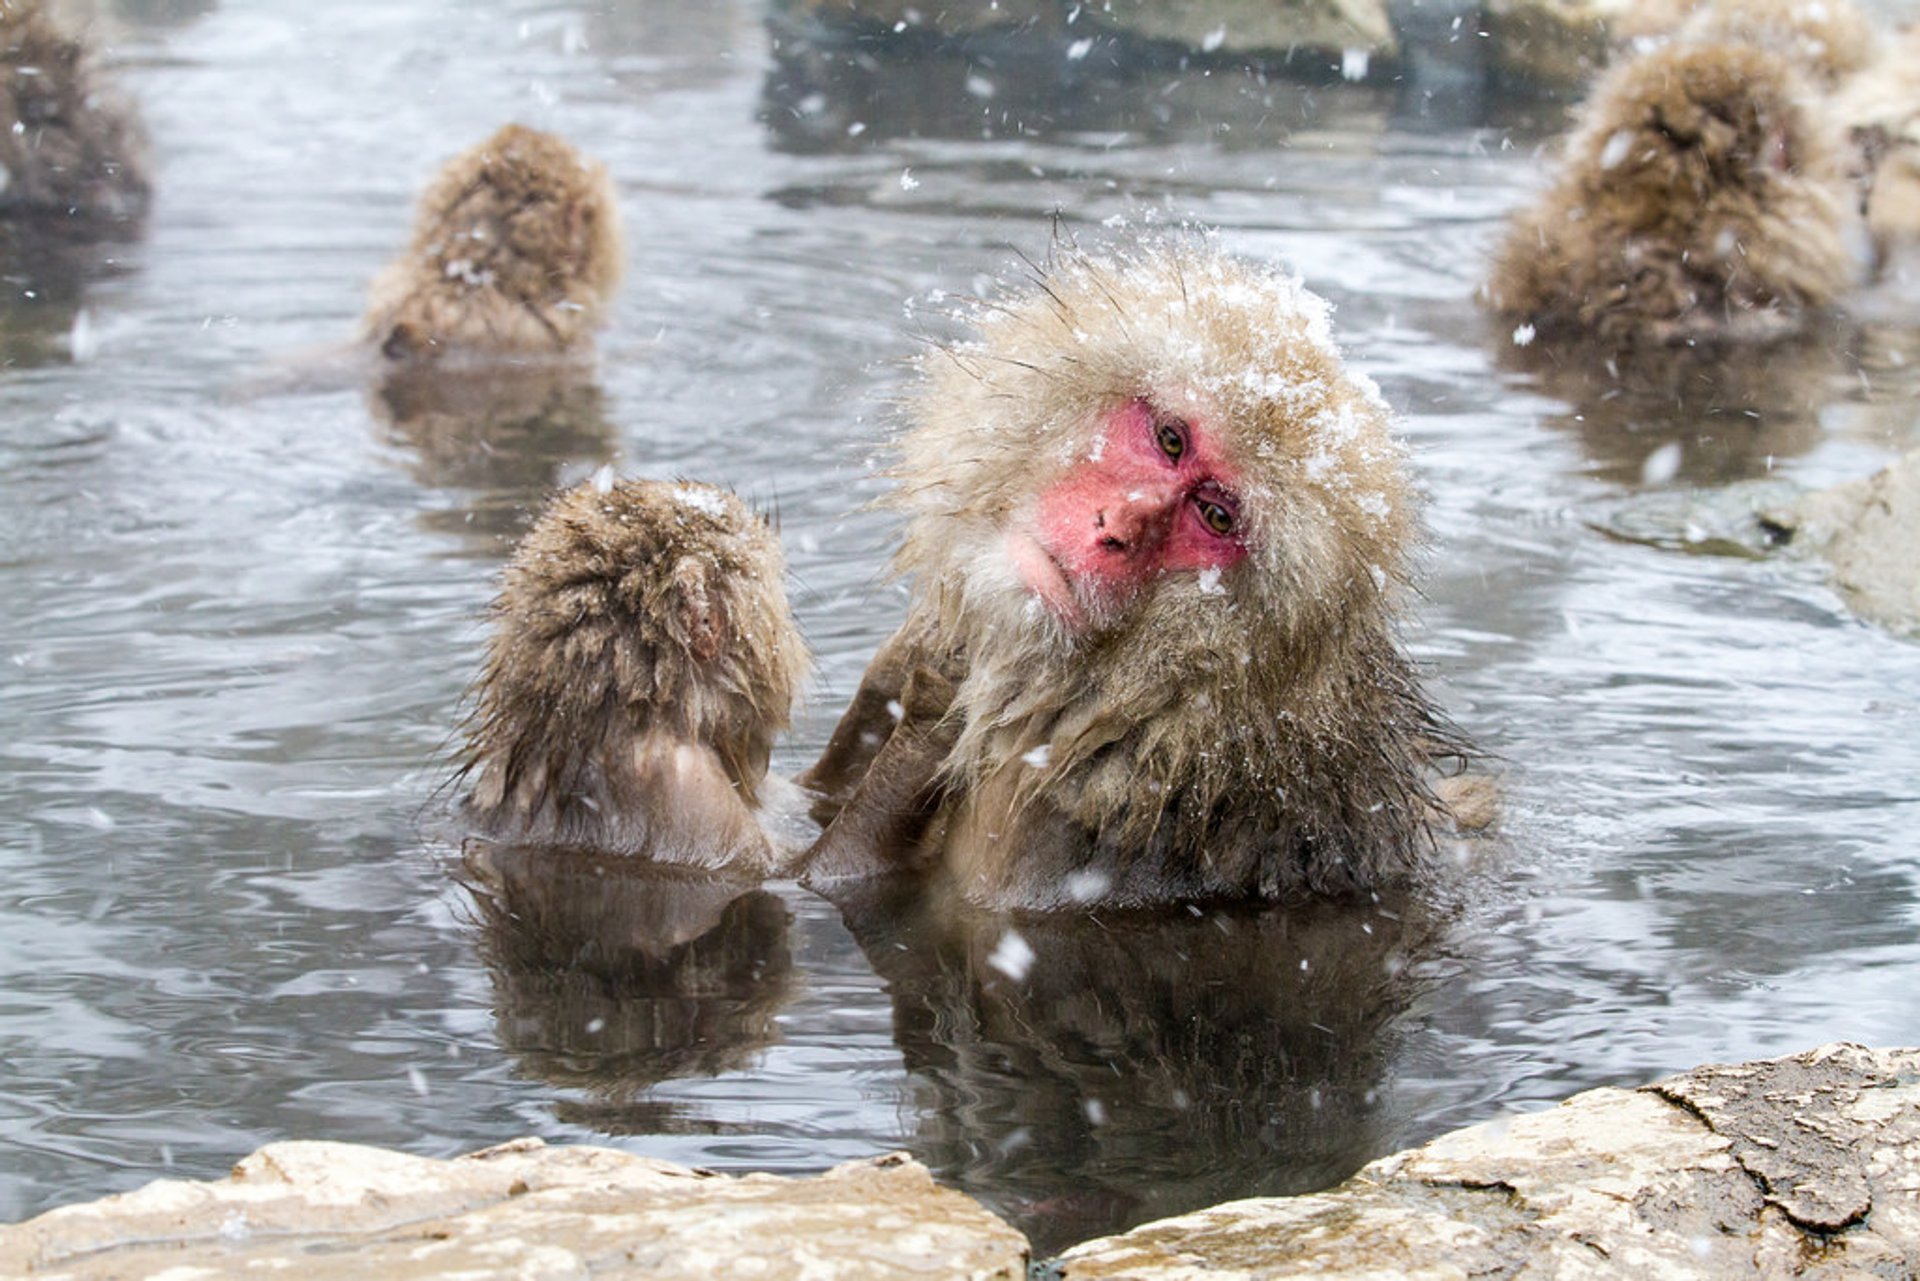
top-left (2, 0), bottom-right (1917, 1256)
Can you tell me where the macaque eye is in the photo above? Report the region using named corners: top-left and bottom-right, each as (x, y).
top-left (1155, 420), bottom-right (1187, 462)
top-left (1197, 499), bottom-right (1235, 536)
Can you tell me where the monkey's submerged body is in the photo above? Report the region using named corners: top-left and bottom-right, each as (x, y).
top-left (805, 242), bottom-right (1468, 911)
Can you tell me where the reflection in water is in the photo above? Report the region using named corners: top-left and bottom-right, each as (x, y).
top-left (371, 364), bottom-right (615, 548)
top-left (1496, 324), bottom-right (1853, 486)
top-left (829, 878), bottom-right (1449, 1254)
top-left (460, 843), bottom-right (794, 1133)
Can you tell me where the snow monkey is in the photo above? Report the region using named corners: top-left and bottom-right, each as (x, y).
top-left (802, 239), bottom-right (1475, 912)
top-left (0, 0), bottom-right (150, 234)
top-left (363, 124), bottom-right (622, 362)
top-left (1614, 0), bottom-right (1878, 88)
top-left (1483, 41), bottom-right (1860, 349)
top-left (458, 476), bottom-right (808, 874)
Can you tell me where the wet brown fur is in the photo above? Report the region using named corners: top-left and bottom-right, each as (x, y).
top-left (460, 478), bottom-right (808, 873)
top-left (364, 124), bottom-right (623, 361)
top-left (1616, 0), bottom-right (1878, 87)
top-left (0, 0), bottom-right (148, 232)
top-left (1483, 41), bottom-right (1859, 348)
top-left (807, 240), bottom-right (1467, 911)
top-left (1834, 25), bottom-right (1920, 270)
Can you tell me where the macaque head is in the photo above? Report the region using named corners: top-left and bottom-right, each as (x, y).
top-left (1568, 42), bottom-right (1832, 207)
top-left (898, 239), bottom-right (1413, 677)
top-left (366, 123), bottom-right (624, 361)
top-left (462, 476), bottom-right (807, 858)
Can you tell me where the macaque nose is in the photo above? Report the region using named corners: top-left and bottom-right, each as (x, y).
top-left (1094, 488), bottom-right (1175, 554)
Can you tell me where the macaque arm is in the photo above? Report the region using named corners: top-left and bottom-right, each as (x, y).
top-left (800, 647), bottom-right (964, 884)
top-left (796, 611), bottom-right (947, 823)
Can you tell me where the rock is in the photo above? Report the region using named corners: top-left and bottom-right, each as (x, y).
top-left (0, 1141), bottom-right (1030, 1279)
top-left (1058, 1043), bottom-right (1920, 1278)
top-left (1765, 447), bottom-right (1920, 638)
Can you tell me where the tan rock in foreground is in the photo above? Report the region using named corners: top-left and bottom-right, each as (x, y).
top-left (1060, 1043), bottom-right (1920, 1278)
top-left (0, 1140), bottom-right (1029, 1279)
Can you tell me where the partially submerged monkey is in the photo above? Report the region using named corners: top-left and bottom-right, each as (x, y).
top-left (1483, 41), bottom-right (1860, 348)
top-left (363, 123), bottom-right (622, 362)
top-left (803, 241), bottom-right (1473, 911)
top-left (0, 0), bottom-right (150, 236)
top-left (458, 476), bottom-right (808, 875)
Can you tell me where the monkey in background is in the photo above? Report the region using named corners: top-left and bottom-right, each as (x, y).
top-left (363, 123), bottom-right (623, 363)
top-left (1833, 24), bottom-right (1920, 278)
top-left (803, 240), bottom-right (1477, 912)
top-left (0, 0), bottom-right (149, 238)
top-left (1614, 0), bottom-right (1878, 88)
top-left (1483, 41), bottom-right (1860, 350)
top-left (457, 475), bottom-right (809, 875)
top-left (354, 126), bottom-right (626, 553)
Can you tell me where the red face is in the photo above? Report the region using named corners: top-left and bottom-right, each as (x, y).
top-left (1007, 398), bottom-right (1248, 631)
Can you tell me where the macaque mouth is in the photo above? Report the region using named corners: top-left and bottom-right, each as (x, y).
top-left (1006, 526), bottom-right (1089, 630)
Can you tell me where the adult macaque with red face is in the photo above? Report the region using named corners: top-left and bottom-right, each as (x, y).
top-left (802, 240), bottom-right (1473, 911)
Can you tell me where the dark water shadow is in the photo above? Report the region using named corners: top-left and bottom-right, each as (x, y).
top-left (458, 843), bottom-right (795, 1132)
top-left (828, 876), bottom-right (1453, 1256)
top-left (370, 363), bottom-right (616, 552)
top-left (456, 845), bottom-right (794, 1136)
top-left (1494, 319), bottom-right (1859, 487)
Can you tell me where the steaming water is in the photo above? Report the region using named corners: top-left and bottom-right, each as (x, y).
top-left (2, 0), bottom-right (1917, 1258)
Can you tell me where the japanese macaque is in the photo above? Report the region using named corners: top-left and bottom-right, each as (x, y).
top-left (1483, 41), bottom-right (1861, 349)
top-left (802, 241), bottom-right (1473, 913)
top-left (1833, 25), bottom-right (1920, 276)
top-left (363, 124), bottom-right (622, 363)
top-left (1614, 0), bottom-right (1878, 87)
top-left (458, 476), bottom-right (808, 874)
top-left (0, 0), bottom-right (149, 235)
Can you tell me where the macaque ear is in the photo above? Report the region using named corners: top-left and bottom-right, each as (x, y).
top-left (670, 558), bottom-right (726, 663)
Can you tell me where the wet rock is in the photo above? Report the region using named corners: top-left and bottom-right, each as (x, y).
top-left (1058, 1043), bottom-right (1920, 1278)
top-left (1763, 447), bottom-right (1920, 639)
top-left (0, 1140), bottom-right (1030, 1279)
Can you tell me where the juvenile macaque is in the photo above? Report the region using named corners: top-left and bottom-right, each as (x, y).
top-left (0, 0), bottom-right (149, 235)
top-left (363, 124), bottom-right (622, 362)
top-left (1483, 42), bottom-right (1860, 348)
top-left (803, 240), bottom-right (1471, 912)
top-left (459, 476), bottom-right (808, 874)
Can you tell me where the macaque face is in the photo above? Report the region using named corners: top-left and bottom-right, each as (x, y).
top-left (1010, 397), bottom-right (1248, 633)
